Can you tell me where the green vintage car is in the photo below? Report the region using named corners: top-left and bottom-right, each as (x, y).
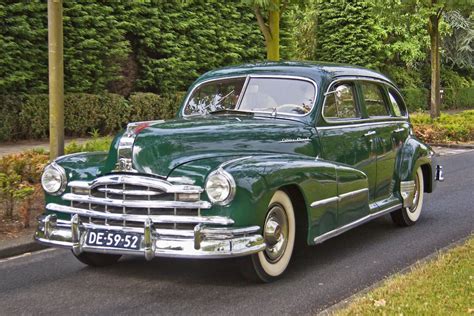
top-left (36, 62), bottom-right (443, 282)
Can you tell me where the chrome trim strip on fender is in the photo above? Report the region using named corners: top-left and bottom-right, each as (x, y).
top-left (310, 196), bottom-right (339, 208)
top-left (310, 188), bottom-right (369, 208)
top-left (339, 188), bottom-right (369, 200)
top-left (313, 203), bottom-right (402, 244)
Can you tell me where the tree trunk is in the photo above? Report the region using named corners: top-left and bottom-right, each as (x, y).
top-left (429, 13), bottom-right (441, 119)
top-left (267, 1), bottom-right (280, 61)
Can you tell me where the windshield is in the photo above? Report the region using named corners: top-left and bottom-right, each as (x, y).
top-left (183, 77), bottom-right (316, 116)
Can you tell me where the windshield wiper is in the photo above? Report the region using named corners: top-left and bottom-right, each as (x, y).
top-left (208, 109), bottom-right (254, 116)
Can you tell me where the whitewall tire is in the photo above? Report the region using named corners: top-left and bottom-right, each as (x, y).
top-left (240, 190), bottom-right (296, 282)
top-left (391, 167), bottom-right (424, 226)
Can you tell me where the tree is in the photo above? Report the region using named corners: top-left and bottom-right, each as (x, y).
top-left (243, 0), bottom-right (305, 61)
top-left (443, 10), bottom-right (473, 71)
top-left (313, 0), bottom-right (384, 69)
top-left (376, 0), bottom-right (471, 118)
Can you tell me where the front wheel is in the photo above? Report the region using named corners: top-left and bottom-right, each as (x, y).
top-left (391, 167), bottom-right (424, 226)
top-left (240, 190), bottom-right (296, 283)
top-left (73, 251), bottom-right (122, 267)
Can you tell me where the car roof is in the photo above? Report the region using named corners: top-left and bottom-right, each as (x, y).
top-left (196, 61), bottom-right (396, 88)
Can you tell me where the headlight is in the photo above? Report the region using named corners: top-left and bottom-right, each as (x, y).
top-left (41, 163), bottom-right (67, 195)
top-left (205, 169), bottom-right (236, 205)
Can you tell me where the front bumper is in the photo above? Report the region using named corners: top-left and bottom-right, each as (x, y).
top-left (35, 214), bottom-right (266, 259)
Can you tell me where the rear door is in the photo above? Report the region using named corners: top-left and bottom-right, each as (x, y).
top-left (358, 81), bottom-right (406, 209)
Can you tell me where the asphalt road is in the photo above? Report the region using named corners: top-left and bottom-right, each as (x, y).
top-left (1, 150), bottom-right (472, 315)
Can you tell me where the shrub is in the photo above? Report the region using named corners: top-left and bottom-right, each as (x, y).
top-left (411, 110), bottom-right (474, 143)
top-left (100, 93), bottom-right (130, 134)
top-left (65, 135), bottom-right (113, 154)
top-left (128, 92), bottom-right (185, 121)
top-left (383, 65), bottom-right (424, 89)
top-left (19, 94), bottom-right (49, 139)
top-left (0, 95), bottom-right (24, 141)
top-left (401, 88), bottom-right (429, 111)
top-left (442, 87), bottom-right (474, 109)
top-left (0, 151), bottom-right (48, 222)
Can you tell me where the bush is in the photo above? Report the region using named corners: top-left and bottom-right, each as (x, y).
top-left (411, 110), bottom-right (474, 143)
top-left (128, 92), bottom-right (185, 121)
top-left (442, 87), bottom-right (474, 109)
top-left (19, 94), bottom-right (49, 139)
top-left (0, 151), bottom-right (48, 222)
top-left (10, 92), bottom-right (183, 141)
top-left (65, 135), bottom-right (113, 154)
top-left (401, 88), bottom-right (429, 111)
top-left (383, 65), bottom-right (424, 89)
top-left (100, 93), bottom-right (131, 135)
top-left (0, 95), bottom-right (24, 141)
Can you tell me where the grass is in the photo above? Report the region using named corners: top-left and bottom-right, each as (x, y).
top-left (335, 236), bottom-right (474, 315)
top-left (411, 110), bottom-right (474, 144)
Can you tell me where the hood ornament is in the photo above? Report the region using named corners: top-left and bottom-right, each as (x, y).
top-left (114, 120), bottom-right (164, 172)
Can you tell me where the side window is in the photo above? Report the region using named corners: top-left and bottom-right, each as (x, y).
top-left (360, 82), bottom-right (390, 117)
top-left (323, 83), bottom-right (359, 120)
top-left (388, 89), bottom-right (405, 117)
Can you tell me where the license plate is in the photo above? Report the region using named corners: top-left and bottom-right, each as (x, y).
top-left (85, 230), bottom-right (142, 250)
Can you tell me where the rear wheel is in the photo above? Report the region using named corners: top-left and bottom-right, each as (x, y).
top-left (391, 167), bottom-right (424, 226)
top-left (73, 251), bottom-right (122, 267)
top-left (240, 190), bottom-right (295, 283)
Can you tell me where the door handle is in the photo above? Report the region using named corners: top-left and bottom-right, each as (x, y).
top-left (363, 130), bottom-right (376, 137)
top-left (393, 128), bottom-right (405, 133)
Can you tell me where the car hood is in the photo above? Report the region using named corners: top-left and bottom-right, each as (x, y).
top-left (125, 116), bottom-right (316, 177)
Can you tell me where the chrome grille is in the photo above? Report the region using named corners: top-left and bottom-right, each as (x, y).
top-left (62, 174), bottom-right (213, 231)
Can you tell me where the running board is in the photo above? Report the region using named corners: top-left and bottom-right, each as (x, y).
top-left (313, 203), bottom-right (402, 244)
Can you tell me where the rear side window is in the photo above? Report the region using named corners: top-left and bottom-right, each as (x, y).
top-left (360, 82), bottom-right (390, 117)
top-left (323, 83), bottom-right (359, 120)
top-left (388, 89), bottom-right (406, 117)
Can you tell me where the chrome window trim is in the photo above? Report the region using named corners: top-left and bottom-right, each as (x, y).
top-left (317, 119), bottom-right (406, 130)
top-left (320, 76), bottom-right (408, 126)
top-left (181, 74), bottom-right (318, 118)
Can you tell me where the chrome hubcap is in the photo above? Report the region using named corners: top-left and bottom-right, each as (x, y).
top-left (263, 204), bottom-right (288, 263)
top-left (409, 172), bottom-right (420, 213)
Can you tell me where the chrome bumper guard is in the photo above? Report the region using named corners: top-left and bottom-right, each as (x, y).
top-left (35, 212), bottom-right (266, 259)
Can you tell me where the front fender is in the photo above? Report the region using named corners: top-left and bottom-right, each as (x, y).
top-left (45, 151), bottom-right (110, 220)
top-left (170, 154), bottom-right (368, 246)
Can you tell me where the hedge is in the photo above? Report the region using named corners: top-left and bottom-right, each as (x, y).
top-left (0, 92), bottom-right (185, 142)
top-left (401, 87), bottom-right (474, 112)
top-left (1, 86), bottom-right (472, 142)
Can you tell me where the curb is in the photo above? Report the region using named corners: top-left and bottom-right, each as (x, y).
top-left (316, 235), bottom-right (472, 316)
top-left (0, 240), bottom-right (48, 260)
top-left (429, 143), bottom-right (474, 149)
